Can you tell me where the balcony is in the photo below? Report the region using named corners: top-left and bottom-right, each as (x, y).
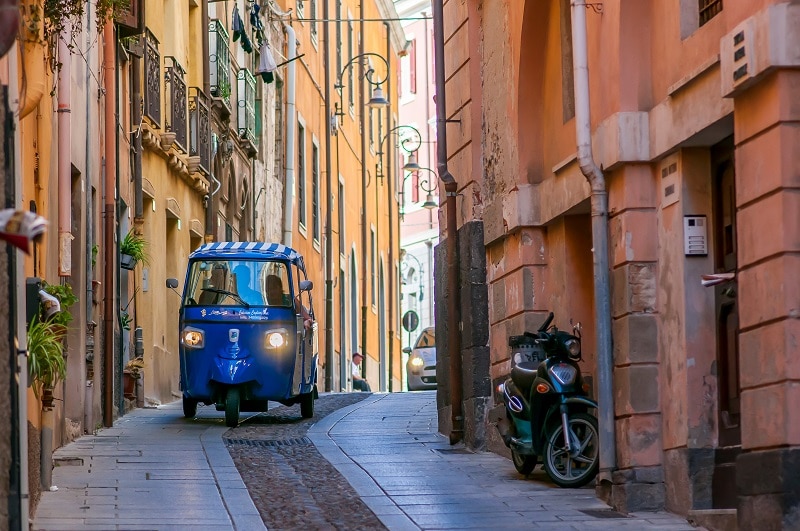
top-left (209, 20), bottom-right (231, 115)
top-left (164, 56), bottom-right (187, 153)
top-left (189, 87), bottom-right (211, 176)
top-left (143, 29), bottom-right (161, 128)
top-left (237, 69), bottom-right (257, 157)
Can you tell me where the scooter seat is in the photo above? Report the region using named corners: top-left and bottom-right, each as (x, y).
top-left (511, 362), bottom-right (538, 396)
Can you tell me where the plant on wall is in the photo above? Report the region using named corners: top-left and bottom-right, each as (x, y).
top-left (96, 0), bottom-right (130, 30)
top-left (42, 281), bottom-right (78, 329)
top-left (120, 229), bottom-right (149, 269)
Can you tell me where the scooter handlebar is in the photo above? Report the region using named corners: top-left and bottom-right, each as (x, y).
top-left (538, 312), bottom-right (554, 332)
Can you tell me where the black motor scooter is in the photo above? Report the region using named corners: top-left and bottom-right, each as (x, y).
top-left (495, 312), bottom-right (599, 488)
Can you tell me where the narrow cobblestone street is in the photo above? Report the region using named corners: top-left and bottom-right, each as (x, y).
top-left (226, 393), bottom-right (385, 530)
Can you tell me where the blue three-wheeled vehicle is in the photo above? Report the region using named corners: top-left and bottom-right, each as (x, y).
top-left (167, 242), bottom-right (318, 426)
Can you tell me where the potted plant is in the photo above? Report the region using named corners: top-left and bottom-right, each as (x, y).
top-left (27, 316), bottom-right (66, 409)
top-left (123, 356), bottom-right (144, 399)
top-left (120, 230), bottom-right (149, 270)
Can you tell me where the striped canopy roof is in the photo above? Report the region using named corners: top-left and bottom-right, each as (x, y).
top-left (189, 242), bottom-right (306, 271)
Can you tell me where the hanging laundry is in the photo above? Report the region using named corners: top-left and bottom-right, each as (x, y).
top-left (232, 4), bottom-right (244, 42)
top-left (232, 4), bottom-right (253, 53)
top-left (256, 40), bottom-right (278, 83)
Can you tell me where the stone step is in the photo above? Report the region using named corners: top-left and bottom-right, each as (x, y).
top-left (688, 508), bottom-right (737, 531)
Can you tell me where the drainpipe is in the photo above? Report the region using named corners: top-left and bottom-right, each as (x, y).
top-left (359, 0), bottom-right (367, 378)
top-left (571, 0), bottom-right (615, 478)
top-left (58, 22), bottom-right (72, 277)
top-left (323, 0), bottom-right (334, 392)
top-left (102, 21), bottom-right (116, 428)
top-left (281, 24), bottom-right (297, 247)
top-left (432, 0), bottom-right (463, 444)
top-left (132, 53), bottom-right (143, 225)
top-left (384, 21), bottom-right (394, 393)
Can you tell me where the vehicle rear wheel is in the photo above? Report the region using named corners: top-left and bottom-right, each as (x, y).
top-left (300, 390), bottom-right (314, 418)
top-left (182, 396), bottom-right (198, 418)
top-left (542, 412), bottom-right (599, 488)
top-left (225, 387), bottom-right (240, 427)
top-left (511, 450), bottom-right (537, 475)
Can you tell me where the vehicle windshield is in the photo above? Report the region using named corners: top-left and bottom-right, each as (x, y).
top-left (414, 328), bottom-right (435, 348)
top-left (184, 259), bottom-right (291, 307)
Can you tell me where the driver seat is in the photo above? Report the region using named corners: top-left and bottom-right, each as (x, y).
top-left (198, 267), bottom-right (228, 304)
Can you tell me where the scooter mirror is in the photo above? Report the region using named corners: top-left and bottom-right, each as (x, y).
top-left (166, 278), bottom-right (179, 289)
top-left (299, 280), bottom-right (313, 292)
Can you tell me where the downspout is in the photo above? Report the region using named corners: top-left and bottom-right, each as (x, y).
top-left (432, 0), bottom-right (463, 444)
top-left (323, 0), bottom-right (334, 392)
top-left (57, 22), bottom-right (72, 276)
top-left (359, 0), bottom-right (367, 376)
top-left (102, 20), bottom-right (116, 428)
top-left (384, 21), bottom-right (394, 393)
top-left (132, 52), bottom-right (143, 225)
top-left (571, 0), bottom-right (615, 478)
top-left (281, 24), bottom-right (297, 247)
top-left (8, 43), bottom-right (31, 531)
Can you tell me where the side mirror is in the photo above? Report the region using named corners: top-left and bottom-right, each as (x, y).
top-left (166, 278), bottom-right (179, 289)
top-left (402, 347), bottom-right (412, 354)
top-left (299, 280), bottom-right (313, 292)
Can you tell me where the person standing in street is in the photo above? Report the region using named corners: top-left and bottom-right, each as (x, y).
top-left (351, 353), bottom-right (371, 392)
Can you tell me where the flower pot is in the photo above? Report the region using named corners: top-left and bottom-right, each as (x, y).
top-left (123, 370), bottom-right (136, 399)
top-left (187, 155), bottom-right (201, 174)
top-left (41, 386), bottom-right (55, 409)
top-left (120, 253), bottom-right (137, 270)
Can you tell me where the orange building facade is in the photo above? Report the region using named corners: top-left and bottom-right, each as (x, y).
top-left (436, 1), bottom-right (799, 528)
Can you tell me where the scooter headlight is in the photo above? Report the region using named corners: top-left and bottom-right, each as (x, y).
top-left (549, 363), bottom-right (577, 385)
top-left (565, 338), bottom-right (581, 358)
top-left (182, 326), bottom-right (205, 349)
top-left (265, 328), bottom-right (289, 350)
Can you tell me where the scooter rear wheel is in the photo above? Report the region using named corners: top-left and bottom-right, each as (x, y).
top-left (300, 391), bottom-right (314, 418)
top-left (225, 388), bottom-right (240, 427)
top-left (511, 450), bottom-right (537, 475)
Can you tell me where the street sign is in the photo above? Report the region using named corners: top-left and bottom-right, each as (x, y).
top-left (402, 310), bottom-right (419, 333)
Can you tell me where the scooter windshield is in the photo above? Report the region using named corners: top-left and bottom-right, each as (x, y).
top-left (184, 259), bottom-right (292, 308)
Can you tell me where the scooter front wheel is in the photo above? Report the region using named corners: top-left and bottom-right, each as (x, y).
top-left (182, 396), bottom-right (198, 418)
top-left (225, 387), bottom-right (240, 427)
top-left (511, 450), bottom-right (537, 475)
top-left (543, 412), bottom-right (599, 488)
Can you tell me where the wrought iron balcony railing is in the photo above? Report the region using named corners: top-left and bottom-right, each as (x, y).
top-left (189, 87), bottom-right (211, 175)
top-left (237, 69), bottom-right (257, 147)
top-left (165, 56), bottom-right (187, 153)
top-left (209, 20), bottom-right (231, 110)
top-left (143, 29), bottom-right (161, 128)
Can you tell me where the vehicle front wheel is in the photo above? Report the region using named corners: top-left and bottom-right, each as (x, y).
top-left (225, 387), bottom-right (240, 427)
top-left (300, 390), bottom-right (314, 418)
top-left (182, 396), bottom-right (198, 418)
top-left (542, 412), bottom-right (599, 488)
top-left (511, 450), bottom-right (537, 475)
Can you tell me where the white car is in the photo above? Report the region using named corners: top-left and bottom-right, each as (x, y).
top-left (406, 327), bottom-right (437, 391)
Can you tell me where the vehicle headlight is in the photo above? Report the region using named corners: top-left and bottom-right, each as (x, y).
top-left (265, 328), bottom-right (289, 349)
top-left (182, 327), bottom-right (205, 349)
top-left (410, 357), bottom-right (424, 368)
top-left (565, 338), bottom-right (581, 357)
top-left (549, 363), bottom-right (577, 385)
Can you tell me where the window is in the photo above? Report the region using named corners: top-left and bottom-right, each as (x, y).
top-left (699, 0), bottom-right (722, 26)
top-left (338, 178), bottom-right (345, 253)
top-left (336, 0), bottom-right (342, 94)
top-left (310, 0), bottom-right (317, 41)
top-left (348, 17), bottom-right (354, 108)
top-left (371, 228), bottom-right (376, 306)
top-left (312, 140), bottom-right (320, 242)
top-left (298, 121), bottom-right (306, 228)
top-left (559, 0), bottom-right (575, 122)
top-left (295, 0), bottom-right (303, 17)
top-left (409, 39), bottom-right (417, 94)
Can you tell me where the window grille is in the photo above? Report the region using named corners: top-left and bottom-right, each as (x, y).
top-left (143, 29), bottom-right (161, 128)
top-left (298, 122), bottom-right (306, 227)
top-left (189, 87), bottom-right (211, 175)
top-left (165, 56), bottom-right (187, 152)
top-left (312, 142), bottom-right (320, 241)
top-left (209, 20), bottom-right (231, 110)
top-left (699, 0), bottom-right (722, 26)
top-left (237, 69), bottom-right (257, 146)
